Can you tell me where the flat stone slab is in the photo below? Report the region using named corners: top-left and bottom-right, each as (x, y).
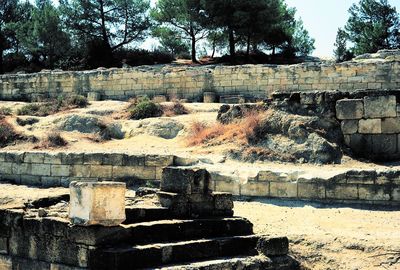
top-left (69, 181), bottom-right (126, 226)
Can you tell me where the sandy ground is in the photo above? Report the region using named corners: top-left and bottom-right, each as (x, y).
top-left (235, 199), bottom-right (400, 270)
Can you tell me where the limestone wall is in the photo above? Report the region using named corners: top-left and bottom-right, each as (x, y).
top-left (1, 151), bottom-right (399, 205)
top-left (336, 95), bottom-right (400, 160)
top-left (0, 151), bottom-right (173, 187)
top-left (1, 58), bottom-right (399, 101)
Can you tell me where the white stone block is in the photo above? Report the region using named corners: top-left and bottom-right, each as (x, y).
top-left (69, 181), bottom-right (126, 226)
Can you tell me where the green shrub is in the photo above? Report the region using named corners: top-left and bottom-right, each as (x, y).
top-left (0, 107), bottom-right (12, 116)
top-left (129, 99), bottom-right (162, 120)
top-left (44, 132), bottom-right (68, 147)
top-left (17, 103), bottom-right (57, 116)
top-left (162, 101), bottom-right (189, 116)
top-left (64, 95), bottom-right (88, 108)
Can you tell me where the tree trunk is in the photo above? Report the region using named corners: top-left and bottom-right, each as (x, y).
top-left (191, 35), bottom-right (197, 63)
top-left (211, 42), bottom-right (216, 58)
top-left (246, 34), bottom-right (251, 57)
top-left (272, 46), bottom-right (276, 56)
top-left (0, 48), bottom-right (3, 74)
top-left (228, 28), bottom-right (235, 57)
top-left (99, 0), bottom-right (111, 50)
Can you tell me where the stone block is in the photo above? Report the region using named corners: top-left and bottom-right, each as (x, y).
top-left (358, 185), bottom-right (390, 201)
top-left (372, 134), bottom-right (397, 155)
top-left (87, 92), bottom-right (101, 101)
top-left (41, 176), bottom-right (61, 187)
top-left (44, 153), bottom-right (63, 164)
top-left (102, 154), bottom-right (124, 166)
top-left (122, 155), bottom-right (145, 166)
top-left (83, 153), bottom-right (103, 165)
top-left (240, 182), bottom-right (269, 196)
top-left (297, 183), bottom-right (325, 199)
top-left (381, 117), bottom-right (400, 134)
top-left (346, 170), bottom-right (376, 184)
top-left (69, 181), bottom-right (126, 226)
top-left (51, 165), bottom-right (71, 177)
top-left (358, 119), bottom-right (381, 134)
top-left (335, 99), bottom-right (363, 120)
top-left (5, 152), bottom-right (24, 163)
top-left (392, 187), bottom-right (400, 201)
top-left (341, 120), bottom-right (359, 134)
top-left (257, 236), bottom-right (289, 256)
top-left (270, 182), bottom-right (297, 198)
top-left (326, 184), bottom-right (358, 200)
top-left (157, 191), bottom-right (189, 216)
top-left (214, 180), bottom-right (240, 195)
top-left (213, 192), bottom-right (233, 211)
top-left (348, 134), bottom-right (373, 155)
top-left (89, 165), bottom-right (112, 178)
top-left (145, 155), bottom-right (174, 167)
top-left (71, 165), bottom-right (91, 178)
top-left (24, 152), bottom-right (45, 163)
top-left (20, 175), bottom-right (41, 186)
top-left (112, 166), bottom-right (156, 180)
top-left (62, 153), bottom-right (84, 165)
top-left (0, 163), bottom-right (13, 175)
top-left (161, 168), bottom-right (212, 195)
top-left (31, 164), bottom-right (51, 176)
top-left (364, 95), bottom-right (396, 118)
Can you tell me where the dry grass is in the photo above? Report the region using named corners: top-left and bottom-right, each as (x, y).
top-left (0, 119), bottom-right (19, 147)
top-left (162, 101), bottom-right (189, 117)
top-left (187, 112), bottom-right (262, 146)
top-left (38, 132), bottom-right (68, 148)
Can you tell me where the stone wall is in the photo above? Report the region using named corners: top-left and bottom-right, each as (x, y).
top-left (0, 151), bottom-right (173, 187)
top-left (1, 57), bottom-right (399, 101)
top-left (336, 95), bottom-right (400, 160)
top-left (1, 151), bottom-right (399, 205)
top-left (213, 169), bottom-right (400, 205)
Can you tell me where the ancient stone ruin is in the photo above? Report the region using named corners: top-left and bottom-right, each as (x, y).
top-left (0, 167), bottom-right (296, 269)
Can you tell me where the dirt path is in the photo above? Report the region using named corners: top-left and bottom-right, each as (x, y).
top-left (234, 199), bottom-right (400, 270)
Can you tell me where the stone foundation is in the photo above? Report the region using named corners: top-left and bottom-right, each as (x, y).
top-left (1, 53), bottom-right (399, 101)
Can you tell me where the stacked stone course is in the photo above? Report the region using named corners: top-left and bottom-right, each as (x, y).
top-left (1, 57), bottom-right (399, 101)
top-left (336, 95), bottom-right (400, 159)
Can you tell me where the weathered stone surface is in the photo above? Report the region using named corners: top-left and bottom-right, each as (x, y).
top-left (341, 120), bottom-right (358, 134)
top-left (87, 92), bottom-right (101, 101)
top-left (297, 183), bottom-right (325, 199)
top-left (348, 134), bottom-right (373, 155)
top-left (381, 117), bottom-right (400, 134)
top-left (358, 185), bottom-right (390, 201)
top-left (257, 236), bottom-right (289, 256)
top-left (161, 168), bottom-right (211, 195)
top-left (326, 184), bottom-right (358, 200)
top-left (69, 181), bottom-right (126, 226)
top-left (270, 182), bottom-right (297, 198)
top-left (336, 99), bottom-right (364, 120)
top-left (364, 95), bottom-right (396, 118)
top-left (153, 95), bottom-right (167, 103)
top-left (240, 182), bottom-right (269, 196)
top-left (372, 134), bottom-right (397, 155)
top-left (358, 119), bottom-right (381, 134)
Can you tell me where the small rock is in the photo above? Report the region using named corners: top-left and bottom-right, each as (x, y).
top-left (38, 208), bottom-right (48, 217)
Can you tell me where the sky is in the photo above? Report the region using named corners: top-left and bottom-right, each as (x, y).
top-left (285, 0), bottom-right (400, 57)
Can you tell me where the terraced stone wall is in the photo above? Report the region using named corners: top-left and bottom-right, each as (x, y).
top-left (0, 58), bottom-right (399, 101)
top-left (0, 151), bottom-right (173, 187)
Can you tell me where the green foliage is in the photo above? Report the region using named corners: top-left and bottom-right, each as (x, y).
top-left (151, 0), bottom-right (207, 62)
top-left (17, 103), bottom-right (56, 116)
top-left (152, 26), bottom-right (190, 57)
top-left (0, 107), bottom-right (12, 116)
top-left (44, 132), bottom-right (68, 147)
top-left (344, 0), bottom-right (400, 55)
top-left (334, 28), bottom-right (354, 62)
top-left (64, 95), bottom-right (88, 108)
top-left (129, 98), bottom-right (163, 120)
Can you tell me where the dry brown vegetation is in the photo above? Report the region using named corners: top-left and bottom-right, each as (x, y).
top-left (162, 101), bottom-right (189, 117)
top-left (0, 118), bottom-right (20, 147)
top-left (35, 132), bottom-right (68, 149)
top-left (187, 112), bottom-right (262, 146)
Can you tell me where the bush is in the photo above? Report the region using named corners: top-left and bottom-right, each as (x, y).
top-left (129, 99), bottom-right (163, 120)
top-left (42, 132), bottom-right (68, 148)
top-left (0, 107), bottom-right (12, 116)
top-left (64, 95), bottom-right (88, 108)
top-left (162, 101), bottom-right (189, 117)
top-left (114, 48), bottom-right (174, 67)
top-left (0, 119), bottom-right (18, 147)
top-left (17, 103), bottom-right (57, 117)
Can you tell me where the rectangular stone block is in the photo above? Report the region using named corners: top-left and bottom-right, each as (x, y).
top-left (358, 119), bottom-right (381, 134)
top-left (358, 185), bottom-right (390, 201)
top-left (41, 176), bottom-right (61, 187)
top-left (24, 152), bottom-right (45, 163)
top-left (341, 120), bottom-right (358, 134)
top-left (89, 165), bottom-right (112, 178)
top-left (381, 117), bottom-right (400, 134)
top-left (0, 163), bottom-right (13, 175)
top-left (51, 165), bottom-right (71, 177)
top-left (214, 180), bottom-right (240, 195)
top-left (112, 166), bottom-right (156, 180)
top-left (20, 175), bottom-right (41, 186)
top-left (31, 164), bottom-right (51, 176)
top-left (0, 237), bottom-right (8, 254)
top-left (69, 181), bottom-right (126, 226)
top-left (364, 95), bottom-right (396, 118)
top-left (326, 184), bottom-right (358, 200)
top-left (43, 153), bottom-right (63, 164)
top-left (240, 182), bottom-right (269, 196)
top-left (161, 168), bottom-right (211, 195)
top-left (270, 182), bottom-right (297, 198)
top-left (83, 153), bottom-right (103, 165)
top-left (145, 155), bottom-right (174, 167)
top-left (372, 134), bottom-right (397, 155)
top-left (348, 134), bottom-right (373, 155)
top-left (336, 99), bottom-right (363, 120)
top-left (71, 165), bottom-right (91, 178)
top-left (297, 183), bottom-right (325, 199)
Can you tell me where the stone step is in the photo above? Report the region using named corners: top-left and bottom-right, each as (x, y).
top-left (148, 254), bottom-right (300, 270)
top-left (89, 235), bottom-right (260, 269)
top-left (115, 217), bottom-right (254, 246)
top-left (124, 206), bottom-right (171, 224)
